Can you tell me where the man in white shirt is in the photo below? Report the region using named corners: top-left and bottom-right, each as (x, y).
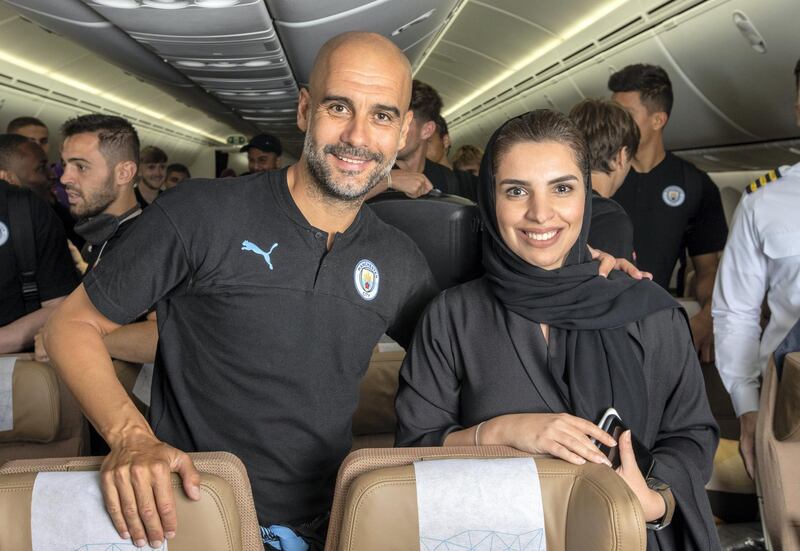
top-left (712, 57), bottom-right (800, 477)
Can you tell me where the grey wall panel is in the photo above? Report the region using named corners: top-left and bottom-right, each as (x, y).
top-left (569, 32), bottom-right (756, 150)
top-left (657, 0), bottom-right (799, 142)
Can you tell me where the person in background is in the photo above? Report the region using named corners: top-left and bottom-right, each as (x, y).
top-left (0, 133), bottom-right (82, 248)
top-left (7, 116), bottom-right (49, 155)
top-left (164, 163), bottom-right (191, 189)
top-left (712, 57), bottom-right (800, 478)
top-left (452, 144), bottom-right (483, 177)
top-left (135, 145), bottom-right (167, 207)
top-left (609, 63), bottom-right (728, 363)
top-left (569, 98), bottom-right (640, 261)
top-left (241, 133), bottom-right (281, 174)
top-left (426, 114), bottom-right (452, 169)
top-left (0, 135), bottom-right (78, 352)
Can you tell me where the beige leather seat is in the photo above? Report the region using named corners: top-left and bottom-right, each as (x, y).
top-left (0, 357), bottom-right (145, 466)
top-left (0, 451), bottom-right (262, 551)
top-left (0, 356), bottom-right (88, 465)
top-left (325, 446), bottom-right (647, 551)
top-left (350, 348), bottom-right (405, 450)
top-left (756, 353), bottom-right (800, 550)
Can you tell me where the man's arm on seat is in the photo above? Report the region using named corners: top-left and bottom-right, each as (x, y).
top-left (44, 285), bottom-right (199, 548)
top-left (0, 296), bottom-right (66, 353)
top-left (690, 251), bottom-right (721, 362)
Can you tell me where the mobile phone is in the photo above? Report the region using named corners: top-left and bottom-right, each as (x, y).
top-left (595, 408), bottom-right (654, 479)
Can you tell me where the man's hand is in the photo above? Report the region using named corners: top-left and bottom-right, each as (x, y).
top-left (389, 169), bottom-right (433, 198)
top-left (690, 308), bottom-right (715, 363)
top-left (34, 330), bottom-right (48, 362)
top-left (102, 433), bottom-right (201, 548)
top-left (588, 246), bottom-right (653, 280)
top-left (738, 411), bottom-right (758, 479)
top-left (615, 430), bottom-right (666, 523)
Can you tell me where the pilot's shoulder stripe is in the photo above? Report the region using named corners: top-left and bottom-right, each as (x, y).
top-left (745, 167), bottom-right (783, 194)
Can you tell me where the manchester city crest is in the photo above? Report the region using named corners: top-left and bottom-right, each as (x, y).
top-left (0, 221), bottom-right (8, 247)
top-left (354, 259), bottom-right (380, 301)
top-left (662, 185), bottom-right (686, 207)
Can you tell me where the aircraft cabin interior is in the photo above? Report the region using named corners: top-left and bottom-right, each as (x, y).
top-left (0, 0), bottom-right (798, 550)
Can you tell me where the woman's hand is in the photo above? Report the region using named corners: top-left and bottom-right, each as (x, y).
top-left (615, 430), bottom-right (666, 522)
top-left (486, 413), bottom-right (616, 466)
top-left (588, 246), bottom-right (652, 280)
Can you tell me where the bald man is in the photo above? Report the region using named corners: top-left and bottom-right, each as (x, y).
top-left (43, 32), bottom-right (438, 549)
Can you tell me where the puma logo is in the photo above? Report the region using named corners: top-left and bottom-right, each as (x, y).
top-left (241, 240), bottom-right (278, 271)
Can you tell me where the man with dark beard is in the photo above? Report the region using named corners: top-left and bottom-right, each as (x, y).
top-left (44, 32), bottom-right (438, 550)
top-left (60, 114), bottom-right (142, 271)
top-left (34, 115), bottom-right (154, 367)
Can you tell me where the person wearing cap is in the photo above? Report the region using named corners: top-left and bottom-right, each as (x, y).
top-left (242, 133), bottom-right (282, 174)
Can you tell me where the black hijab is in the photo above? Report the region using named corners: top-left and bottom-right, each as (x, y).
top-left (478, 111), bottom-right (679, 435)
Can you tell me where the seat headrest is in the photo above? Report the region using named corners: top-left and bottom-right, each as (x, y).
top-left (775, 352), bottom-right (800, 442)
top-left (0, 360), bottom-right (60, 444)
top-left (0, 452), bottom-right (263, 551)
top-left (367, 193), bottom-right (483, 290)
top-left (327, 447), bottom-right (646, 551)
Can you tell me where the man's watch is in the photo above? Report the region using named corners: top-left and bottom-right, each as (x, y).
top-left (645, 477), bottom-right (675, 531)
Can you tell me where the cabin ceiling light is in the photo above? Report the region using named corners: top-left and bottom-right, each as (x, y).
top-left (95, 0), bottom-right (243, 7)
top-left (442, 0), bottom-right (631, 118)
top-left (141, 0), bottom-right (191, 8)
top-left (392, 9), bottom-right (436, 36)
top-left (0, 48), bottom-right (227, 144)
top-left (93, 0), bottom-right (140, 8)
top-left (174, 59), bottom-right (273, 68)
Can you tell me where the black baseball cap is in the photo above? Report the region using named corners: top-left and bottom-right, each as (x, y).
top-left (240, 133), bottom-right (282, 156)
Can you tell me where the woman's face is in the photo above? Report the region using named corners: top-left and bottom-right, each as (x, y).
top-left (495, 140), bottom-right (585, 271)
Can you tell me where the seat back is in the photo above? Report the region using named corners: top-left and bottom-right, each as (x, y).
top-left (756, 353), bottom-right (800, 549)
top-left (350, 349), bottom-right (404, 450)
top-left (367, 192), bottom-right (482, 290)
top-left (326, 447), bottom-right (646, 551)
top-left (0, 451), bottom-right (263, 551)
top-left (0, 356), bottom-right (88, 465)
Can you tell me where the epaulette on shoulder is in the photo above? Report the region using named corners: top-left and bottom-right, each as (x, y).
top-left (746, 167), bottom-right (783, 194)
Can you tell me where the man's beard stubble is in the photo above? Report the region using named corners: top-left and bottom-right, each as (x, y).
top-left (303, 133), bottom-right (395, 203)
top-left (67, 173), bottom-right (118, 220)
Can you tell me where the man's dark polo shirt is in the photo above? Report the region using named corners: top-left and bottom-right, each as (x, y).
top-left (612, 152), bottom-right (728, 289)
top-left (83, 170), bottom-right (438, 526)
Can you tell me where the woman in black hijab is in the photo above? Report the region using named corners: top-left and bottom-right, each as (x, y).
top-left (395, 110), bottom-right (720, 550)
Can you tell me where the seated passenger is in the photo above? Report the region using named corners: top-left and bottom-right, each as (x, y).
top-left (569, 98), bottom-right (639, 261)
top-left (452, 144), bottom-right (482, 177)
top-left (164, 163), bottom-right (190, 189)
top-left (395, 110), bottom-right (720, 549)
top-left (135, 145), bottom-right (167, 207)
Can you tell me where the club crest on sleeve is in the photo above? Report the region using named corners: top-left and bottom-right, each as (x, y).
top-left (662, 185), bottom-right (685, 207)
top-left (0, 221), bottom-right (8, 247)
top-left (354, 259), bottom-right (380, 301)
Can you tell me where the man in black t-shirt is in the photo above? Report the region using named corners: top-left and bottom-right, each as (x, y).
top-left (44, 32), bottom-right (438, 550)
top-left (609, 64), bottom-right (728, 362)
top-left (0, 179), bottom-right (78, 353)
top-left (569, 98), bottom-right (640, 262)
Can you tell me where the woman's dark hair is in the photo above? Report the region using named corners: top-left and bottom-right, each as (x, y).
top-left (492, 110), bottom-right (590, 186)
